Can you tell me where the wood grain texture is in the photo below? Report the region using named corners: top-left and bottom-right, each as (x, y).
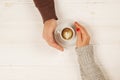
top-left (0, 0), bottom-right (120, 80)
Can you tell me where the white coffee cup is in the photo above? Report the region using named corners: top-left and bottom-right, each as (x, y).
top-left (54, 20), bottom-right (76, 48)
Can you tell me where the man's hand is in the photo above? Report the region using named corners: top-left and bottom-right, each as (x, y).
top-left (43, 19), bottom-right (64, 51)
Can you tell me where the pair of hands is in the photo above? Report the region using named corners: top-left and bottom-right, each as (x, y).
top-left (43, 19), bottom-right (90, 51)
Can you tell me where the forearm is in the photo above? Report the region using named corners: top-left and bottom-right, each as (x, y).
top-left (33, 0), bottom-right (58, 22)
top-left (76, 45), bottom-right (106, 80)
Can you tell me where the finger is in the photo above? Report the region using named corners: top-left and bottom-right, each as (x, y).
top-left (74, 23), bottom-right (82, 42)
top-left (74, 22), bottom-right (90, 41)
top-left (74, 22), bottom-right (91, 44)
top-left (76, 28), bottom-right (83, 47)
top-left (74, 22), bottom-right (89, 36)
top-left (48, 39), bottom-right (64, 51)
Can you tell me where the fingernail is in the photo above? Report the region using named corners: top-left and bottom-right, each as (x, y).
top-left (76, 28), bottom-right (80, 32)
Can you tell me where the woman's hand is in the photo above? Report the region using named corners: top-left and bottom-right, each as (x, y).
top-left (74, 22), bottom-right (90, 48)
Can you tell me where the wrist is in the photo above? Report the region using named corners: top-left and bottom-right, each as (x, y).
top-left (44, 19), bottom-right (57, 24)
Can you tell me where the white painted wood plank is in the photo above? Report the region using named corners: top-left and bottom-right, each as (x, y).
top-left (0, 0), bottom-right (120, 80)
top-left (94, 44), bottom-right (120, 80)
top-left (0, 65), bottom-right (80, 80)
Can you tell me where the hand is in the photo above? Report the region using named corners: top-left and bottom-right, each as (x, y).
top-left (43, 19), bottom-right (64, 51)
top-left (74, 22), bottom-right (90, 48)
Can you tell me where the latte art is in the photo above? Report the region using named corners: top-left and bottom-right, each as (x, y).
top-left (61, 28), bottom-right (73, 40)
top-left (54, 20), bottom-right (76, 47)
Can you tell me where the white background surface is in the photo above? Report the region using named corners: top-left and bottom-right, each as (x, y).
top-left (0, 0), bottom-right (120, 80)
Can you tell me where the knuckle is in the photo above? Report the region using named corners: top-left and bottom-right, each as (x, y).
top-left (48, 42), bottom-right (56, 48)
top-left (43, 34), bottom-right (52, 41)
top-left (48, 38), bottom-right (53, 42)
top-left (47, 39), bottom-right (55, 47)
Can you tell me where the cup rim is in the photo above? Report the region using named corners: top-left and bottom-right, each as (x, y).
top-left (60, 27), bottom-right (75, 41)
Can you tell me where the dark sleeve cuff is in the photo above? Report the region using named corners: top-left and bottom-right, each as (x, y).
top-left (33, 0), bottom-right (58, 23)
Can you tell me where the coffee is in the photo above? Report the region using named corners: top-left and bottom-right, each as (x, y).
top-left (61, 28), bottom-right (73, 40)
top-left (54, 20), bottom-right (76, 48)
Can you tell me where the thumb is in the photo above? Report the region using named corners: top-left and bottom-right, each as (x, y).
top-left (74, 22), bottom-right (82, 47)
